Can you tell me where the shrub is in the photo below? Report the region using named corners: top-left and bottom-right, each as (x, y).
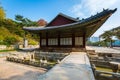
top-left (4, 36), bottom-right (19, 46)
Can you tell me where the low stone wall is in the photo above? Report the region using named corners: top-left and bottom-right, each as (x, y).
top-left (38, 52), bottom-right (95, 80)
top-left (95, 70), bottom-right (120, 80)
top-left (39, 47), bottom-right (86, 52)
top-left (0, 45), bottom-right (7, 50)
top-left (6, 56), bottom-right (53, 69)
top-left (0, 45), bottom-right (18, 50)
top-left (0, 45), bottom-right (39, 50)
top-left (91, 60), bottom-right (111, 68)
top-left (90, 57), bottom-right (120, 68)
top-left (34, 51), bottom-right (69, 61)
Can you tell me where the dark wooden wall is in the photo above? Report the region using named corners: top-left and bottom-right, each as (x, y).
top-left (40, 32), bottom-right (86, 48)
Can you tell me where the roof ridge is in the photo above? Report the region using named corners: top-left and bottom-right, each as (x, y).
top-left (45, 13), bottom-right (79, 27)
top-left (58, 13), bottom-right (79, 21)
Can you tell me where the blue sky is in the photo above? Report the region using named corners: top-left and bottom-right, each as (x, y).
top-left (0, 0), bottom-right (120, 36)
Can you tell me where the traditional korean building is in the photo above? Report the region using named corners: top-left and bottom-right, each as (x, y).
top-left (23, 8), bottom-right (117, 52)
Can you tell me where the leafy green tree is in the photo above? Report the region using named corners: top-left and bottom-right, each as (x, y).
top-left (15, 15), bottom-right (24, 22)
top-left (0, 6), bottom-right (39, 46)
top-left (0, 7), bottom-right (6, 19)
top-left (111, 26), bottom-right (120, 40)
top-left (15, 15), bottom-right (39, 43)
top-left (38, 19), bottom-right (47, 26)
top-left (115, 30), bottom-right (120, 39)
top-left (4, 36), bottom-right (19, 46)
top-left (100, 31), bottom-right (114, 47)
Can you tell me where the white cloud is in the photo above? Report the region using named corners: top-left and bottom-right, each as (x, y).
top-left (71, 0), bottom-right (118, 17)
top-left (86, 0), bottom-right (117, 14)
top-left (72, 4), bottom-right (85, 17)
top-left (70, 0), bottom-right (120, 36)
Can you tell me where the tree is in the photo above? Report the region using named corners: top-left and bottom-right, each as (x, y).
top-left (111, 26), bottom-right (120, 40)
top-left (100, 31), bottom-right (114, 47)
top-left (15, 15), bottom-right (24, 22)
top-left (37, 19), bottom-right (47, 26)
top-left (0, 7), bottom-right (6, 19)
top-left (4, 36), bottom-right (19, 46)
top-left (15, 15), bottom-right (38, 26)
top-left (115, 30), bottom-right (120, 39)
top-left (0, 6), bottom-right (39, 46)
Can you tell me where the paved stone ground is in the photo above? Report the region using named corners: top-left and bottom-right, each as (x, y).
top-left (0, 58), bottom-right (46, 80)
top-left (87, 46), bottom-right (120, 54)
top-left (38, 52), bottom-right (95, 80)
top-left (113, 47), bottom-right (120, 50)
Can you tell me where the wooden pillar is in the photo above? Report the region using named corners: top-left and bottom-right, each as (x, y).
top-left (83, 33), bottom-right (86, 48)
top-left (46, 32), bottom-right (48, 47)
top-left (39, 33), bottom-right (41, 49)
top-left (58, 33), bottom-right (60, 47)
top-left (72, 33), bottom-right (75, 47)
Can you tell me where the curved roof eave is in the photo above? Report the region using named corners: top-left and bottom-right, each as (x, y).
top-left (23, 8), bottom-right (117, 33)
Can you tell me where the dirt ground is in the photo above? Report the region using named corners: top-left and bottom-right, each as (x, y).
top-left (0, 58), bottom-right (46, 80)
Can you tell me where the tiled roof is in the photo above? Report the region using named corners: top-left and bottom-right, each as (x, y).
top-left (23, 8), bottom-right (117, 32)
top-left (45, 13), bottom-right (79, 27)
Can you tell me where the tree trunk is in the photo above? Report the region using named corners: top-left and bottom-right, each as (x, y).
top-left (110, 40), bottom-right (113, 48)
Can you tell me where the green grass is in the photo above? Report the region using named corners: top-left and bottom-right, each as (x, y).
top-left (96, 67), bottom-right (117, 77)
top-left (96, 67), bottom-right (112, 72)
top-left (0, 49), bottom-right (15, 52)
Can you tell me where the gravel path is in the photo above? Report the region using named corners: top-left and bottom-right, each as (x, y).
top-left (0, 58), bottom-right (46, 80)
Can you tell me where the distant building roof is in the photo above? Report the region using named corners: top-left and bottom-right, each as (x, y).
top-left (37, 19), bottom-right (47, 26)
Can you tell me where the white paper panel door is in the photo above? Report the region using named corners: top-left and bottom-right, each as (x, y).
top-left (41, 39), bottom-right (46, 46)
top-left (60, 38), bottom-right (72, 45)
top-left (48, 38), bottom-right (58, 45)
top-left (75, 37), bottom-right (83, 46)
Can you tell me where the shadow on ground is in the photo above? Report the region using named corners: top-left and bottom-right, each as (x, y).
top-left (0, 71), bottom-right (43, 80)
